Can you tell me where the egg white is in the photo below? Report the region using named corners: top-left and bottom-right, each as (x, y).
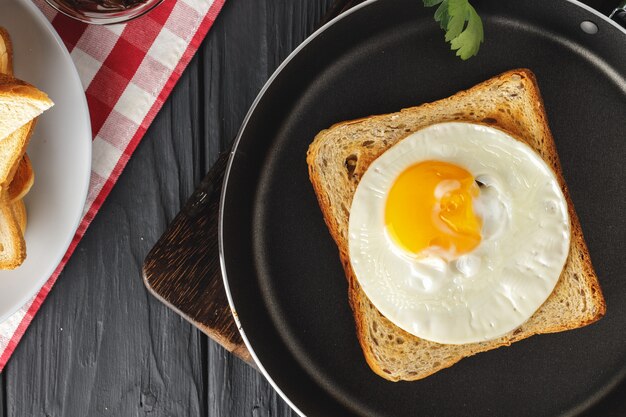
top-left (348, 122), bottom-right (570, 344)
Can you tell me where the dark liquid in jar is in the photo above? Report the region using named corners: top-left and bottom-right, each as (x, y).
top-left (60, 0), bottom-right (148, 12)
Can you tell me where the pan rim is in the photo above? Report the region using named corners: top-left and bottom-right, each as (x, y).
top-left (218, 1), bottom-right (626, 416)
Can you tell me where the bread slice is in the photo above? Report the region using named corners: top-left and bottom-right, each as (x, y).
top-left (0, 118), bottom-right (36, 188)
top-left (0, 73), bottom-right (52, 141)
top-left (0, 27), bottom-right (13, 76)
top-left (306, 69), bottom-right (606, 382)
top-left (8, 154), bottom-right (33, 203)
top-left (11, 199), bottom-right (26, 234)
top-left (0, 189), bottom-right (25, 269)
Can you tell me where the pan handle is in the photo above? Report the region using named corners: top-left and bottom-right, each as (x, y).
top-left (142, 151), bottom-right (254, 364)
top-left (610, 0), bottom-right (626, 28)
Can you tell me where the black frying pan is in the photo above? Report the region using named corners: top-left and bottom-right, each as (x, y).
top-left (219, 1), bottom-right (626, 415)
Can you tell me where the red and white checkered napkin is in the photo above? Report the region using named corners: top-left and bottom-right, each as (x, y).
top-left (0, 0), bottom-right (225, 370)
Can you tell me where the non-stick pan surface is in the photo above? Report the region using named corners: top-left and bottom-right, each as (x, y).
top-left (220, 0), bottom-right (626, 415)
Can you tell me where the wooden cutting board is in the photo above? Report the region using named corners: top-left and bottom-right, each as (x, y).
top-left (142, 151), bottom-right (257, 362)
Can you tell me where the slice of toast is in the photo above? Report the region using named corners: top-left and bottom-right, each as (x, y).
top-left (0, 27), bottom-right (13, 76)
top-left (0, 73), bottom-right (52, 141)
top-left (306, 69), bottom-right (606, 381)
top-left (11, 199), bottom-right (26, 234)
top-left (8, 153), bottom-right (34, 203)
top-left (0, 189), bottom-right (24, 269)
top-left (0, 119), bottom-right (36, 187)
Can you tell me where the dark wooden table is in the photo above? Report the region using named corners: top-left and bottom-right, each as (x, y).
top-left (1, 0), bottom-right (623, 416)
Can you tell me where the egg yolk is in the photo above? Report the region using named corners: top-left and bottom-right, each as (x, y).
top-left (385, 160), bottom-right (482, 259)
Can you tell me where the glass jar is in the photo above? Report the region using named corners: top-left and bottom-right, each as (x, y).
top-left (44, 0), bottom-right (163, 24)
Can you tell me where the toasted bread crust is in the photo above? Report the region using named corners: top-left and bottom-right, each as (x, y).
top-left (1, 119), bottom-right (36, 183)
top-left (8, 154), bottom-right (34, 203)
top-left (11, 199), bottom-right (27, 234)
top-left (0, 189), bottom-right (25, 269)
top-left (0, 28), bottom-right (13, 77)
top-left (0, 73), bottom-right (52, 106)
top-left (306, 69), bottom-right (605, 381)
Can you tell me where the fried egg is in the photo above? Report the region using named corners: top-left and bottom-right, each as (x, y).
top-left (348, 122), bottom-right (570, 344)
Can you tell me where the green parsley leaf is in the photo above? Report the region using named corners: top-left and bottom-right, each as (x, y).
top-left (423, 0), bottom-right (484, 60)
top-left (450, 4), bottom-right (483, 59)
top-left (433, 0), bottom-right (450, 30)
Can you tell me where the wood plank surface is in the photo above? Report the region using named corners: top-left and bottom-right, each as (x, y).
top-left (1, 1), bottom-right (624, 417)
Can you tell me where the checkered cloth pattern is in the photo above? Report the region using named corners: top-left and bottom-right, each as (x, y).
top-left (0, 0), bottom-right (225, 371)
